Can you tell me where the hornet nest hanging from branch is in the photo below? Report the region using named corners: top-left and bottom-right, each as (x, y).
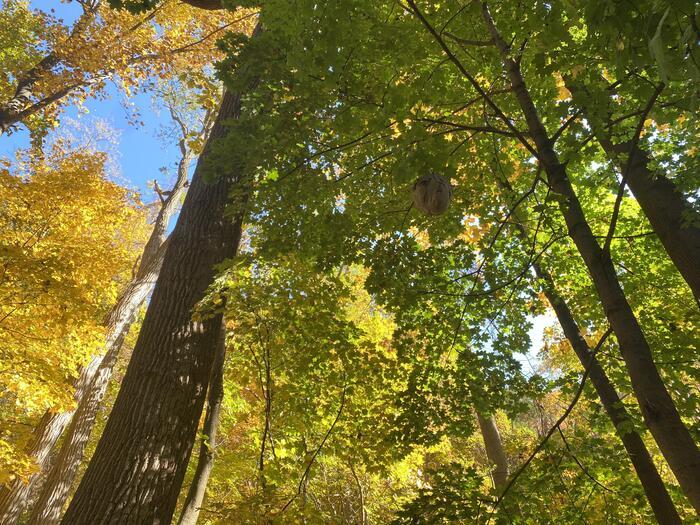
top-left (412, 173), bottom-right (453, 215)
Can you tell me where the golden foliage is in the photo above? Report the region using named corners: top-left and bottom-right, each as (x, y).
top-left (0, 139), bottom-right (148, 483)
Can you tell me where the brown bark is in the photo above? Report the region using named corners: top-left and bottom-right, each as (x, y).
top-left (476, 413), bottom-right (509, 491)
top-left (480, 3), bottom-right (700, 512)
top-left (493, 174), bottom-right (682, 523)
top-left (0, 117), bottom-right (194, 524)
top-left (565, 80), bottom-right (700, 304)
top-left (25, 239), bottom-right (171, 525)
top-left (59, 34), bottom-right (260, 517)
top-left (177, 324), bottom-right (226, 525)
top-left (535, 262), bottom-right (682, 525)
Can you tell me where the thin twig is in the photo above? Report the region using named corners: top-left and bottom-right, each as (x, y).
top-left (602, 83), bottom-right (663, 253)
top-left (277, 384), bottom-right (347, 515)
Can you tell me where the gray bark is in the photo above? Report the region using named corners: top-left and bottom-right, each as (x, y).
top-left (177, 324), bottom-right (226, 525)
top-left (24, 118), bottom-right (194, 525)
top-left (476, 413), bottom-right (509, 491)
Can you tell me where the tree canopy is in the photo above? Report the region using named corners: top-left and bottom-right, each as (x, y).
top-left (0, 0), bottom-right (698, 523)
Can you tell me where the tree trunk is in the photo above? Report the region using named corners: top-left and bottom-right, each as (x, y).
top-left (177, 324), bottom-right (226, 525)
top-left (0, 129), bottom-right (192, 525)
top-left (0, 406), bottom-right (76, 524)
top-left (25, 240), bottom-right (170, 525)
top-left (493, 174), bottom-right (682, 523)
top-left (60, 46), bottom-right (258, 520)
top-left (565, 80), bottom-right (700, 304)
top-left (476, 413), bottom-right (509, 491)
top-left (535, 261), bottom-right (682, 525)
top-left (349, 464), bottom-right (367, 525)
top-left (481, 4), bottom-right (700, 513)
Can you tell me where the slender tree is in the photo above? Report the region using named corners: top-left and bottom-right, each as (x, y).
top-left (491, 165), bottom-right (683, 523)
top-left (471, 3), bottom-right (700, 511)
top-left (564, 79), bottom-right (700, 304)
top-left (177, 324), bottom-right (226, 525)
top-left (476, 413), bottom-right (509, 491)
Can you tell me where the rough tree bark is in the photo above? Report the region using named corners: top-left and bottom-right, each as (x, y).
top-left (0, 134), bottom-right (191, 525)
top-left (565, 80), bottom-right (700, 304)
top-left (479, 3), bottom-right (700, 512)
top-left (24, 118), bottom-right (196, 525)
top-left (177, 324), bottom-right (226, 525)
top-left (60, 22), bottom-right (260, 518)
top-left (476, 413), bottom-right (509, 491)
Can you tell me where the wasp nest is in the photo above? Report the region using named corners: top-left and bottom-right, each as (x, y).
top-left (412, 173), bottom-right (453, 215)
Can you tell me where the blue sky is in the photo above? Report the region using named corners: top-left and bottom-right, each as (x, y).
top-left (0, 0), bottom-right (181, 198)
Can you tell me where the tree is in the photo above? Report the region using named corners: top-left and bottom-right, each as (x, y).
top-left (0, 0), bottom-right (254, 138)
top-left (21, 83), bottom-right (217, 525)
top-left (0, 136), bottom-right (148, 515)
top-left (60, 23), bottom-right (261, 523)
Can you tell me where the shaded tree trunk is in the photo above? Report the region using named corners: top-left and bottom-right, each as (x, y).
top-left (480, 4), bottom-right (700, 512)
top-left (476, 413), bottom-right (509, 491)
top-left (60, 22), bottom-right (260, 517)
top-left (565, 79), bottom-right (700, 304)
top-left (0, 112), bottom-right (194, 525)
top-left (535, 261), bottom-right (682, 525)
top-left (177, 324), bottom-right (226, 525)
top-left (25, 239), bottom-right (171, 525)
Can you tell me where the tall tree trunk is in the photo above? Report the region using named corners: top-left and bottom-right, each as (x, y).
top-left (177, 324), bottom-right (226, 525)
top-left (0, 124), bottom-right (192, 525)
top-left (0, 400), bottom-right (78, 523)
top-left (60, 23), bottom-right (260, 516)
top-left (534, 261), bottom-right (683, 524)
top-left (476, 413), bottom-right (509, 491)
top-left (565, 79), bottom-right (700, 304)
top-left (478, 4), bottom-right (700, 512)
top-left (25, 240), bottom-right (170, 525)
top-left (493, 173), bottom-right (682, 523)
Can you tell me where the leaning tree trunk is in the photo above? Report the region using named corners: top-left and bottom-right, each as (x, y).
top-left (476, 413), bottom-right (509, 491)
top-left (479, 4), bottom-right (700, 513)
top-left (177, 324), bottom-right (226, 525)
top-left (534, 261), bottom-right (683, 524)
top-left (60, 25), bottom-right (260, 516)
top-left (493, 173), bottom-right (682, 523)
top-left (24, 101), bottom-right (196, 525)
top-left (0, 397), bottom-right (79, 523)
top-left (0, 125), bottom-right (192, 525)
top-left (565, 80), bottom-right (700, 304)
